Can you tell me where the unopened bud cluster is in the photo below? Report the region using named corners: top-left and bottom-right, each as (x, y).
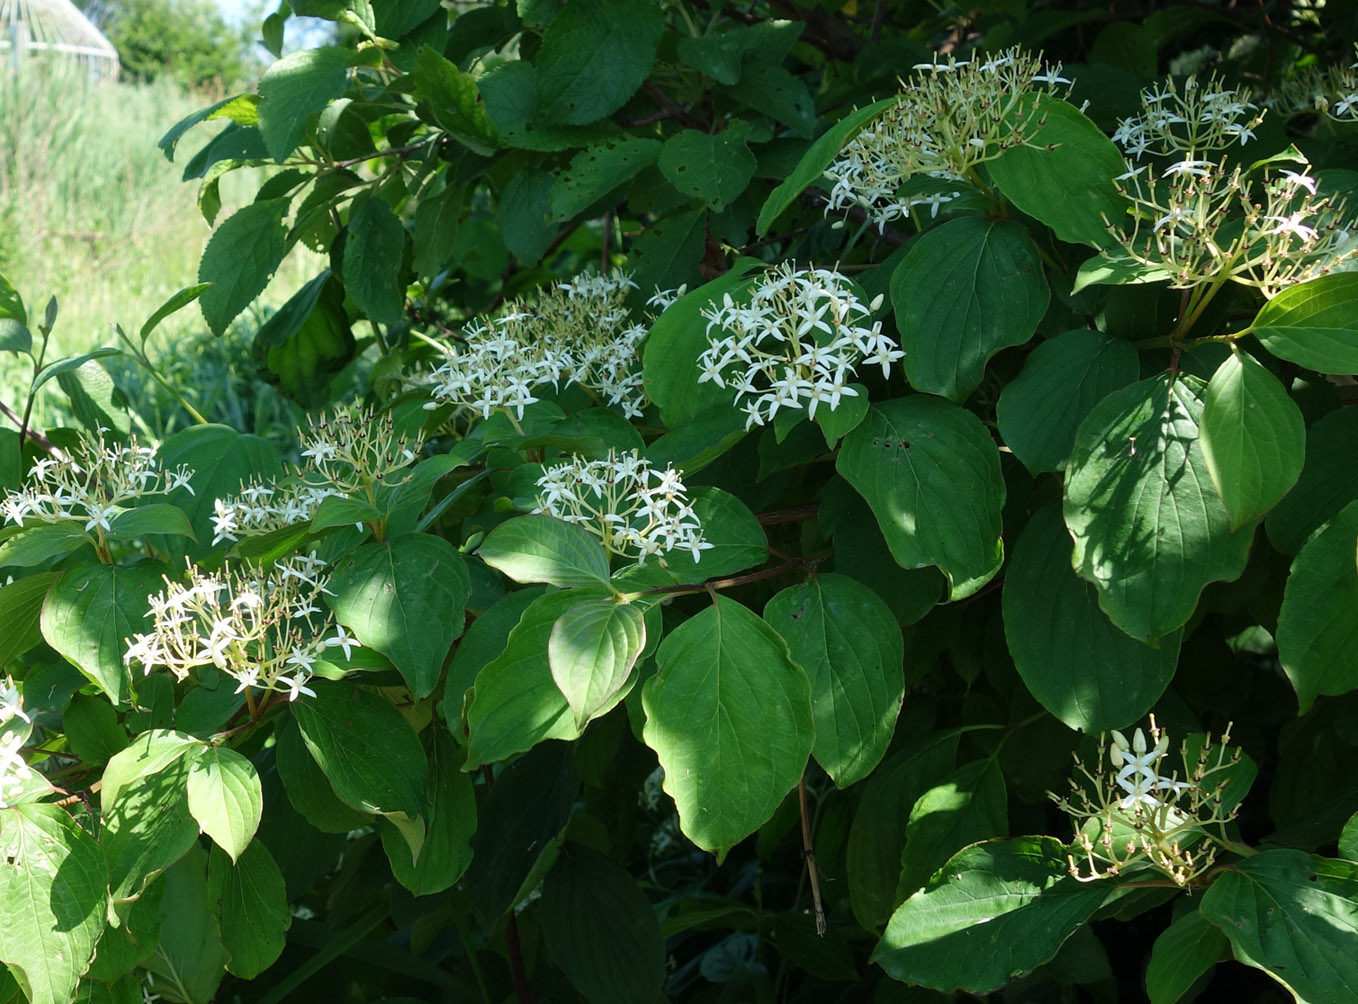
top-left (416, 272), bottom-right (650, 421)
top-left (533, 450), bottom-right (711, 565)
top-left (823, 47), bottom-right (1070, 227)
top-left (211, 405), bottom-right (421, 544)
top-left (699, 264), bottom-right (900, 430)
top-left (1050, 718), bottom-right (1243, 886)
top-left (0, 433), bottom-right (193, 535)
top-left (124, 553), bottom-right (358, 702)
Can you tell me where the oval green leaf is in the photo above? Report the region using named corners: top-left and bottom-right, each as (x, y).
top-left (1253, 273), bottom-right (1358, 373)
top-left (186, 747), bottom-right (263, 862)
top-left (549, 597), bottom-right (645, 731)
top-left (477, 515), bottom-right (609, 588)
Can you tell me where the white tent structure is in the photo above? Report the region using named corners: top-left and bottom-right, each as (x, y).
top-left (0, 0), bottom-right (119, 79)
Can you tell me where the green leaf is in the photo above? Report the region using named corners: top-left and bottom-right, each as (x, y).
top-left (478, 60), bottom-right (619, 152)
top-left (549, 597), bottom-right (645, 730)
top-left (63, 693), bottom-right (128, 767)
top-left (444, 586), bottom-right (546, 718)
top-left (106, 503), bottom-right (196, 543)
top-left (535, 0), bottom-right (664, 126)
top-left (0, 318), bottom-right (31, 356)
top-left (252, 271), bottom-right (355, 408)
top-left (1200, 349), bottom-right (1306, 529)
top-left (0, 523), bottom-right (92, 568)
top-left (0, 572), bottom-right (58, 666)
top-left (41, 561), bottom-right (167, 705)
top-left (56, 358), bottom-right (131, 439)
top-left (292, 682), bottom-right (427, 816)
top-left (466, 741), bottom-right (578, 921)
top-left (642, 260), bottom-right (762, 427)
top-left (728, 63), bottom-right (815, 138)
top-left (1253, 273), bottom-right (1358, 373)
top-left (99, 729), bottom-right (204, 813)
top-left (308, 494), bottom-right (381, 533)
top-left (0, 273), bottom-right (26, 325)
top-left (498, 170), bottom-right (556, 265)
top-left (380, 730), bottom-right (475, 896)
top-left (101, 753), bottom-right (200, 907)
top-left (0, 804), bottom-right (107, 1004)
top-left (872, 836), bottom-right (1111, 994)
top-left (641, 596), bottom-right (813, 856)
top-left (1200, 849), bottom-right (1358, 1002)
top-left (1343, 812), bottom-right (1358, 863)
top-left (1266, 407), bottom-right (1358, 555)
top-left (343, 198), bottom-right (407, 326)
top-left (158, 93), bottom-right (259, 161)
top-left (413, 45), bottom-right (501, 155)
top-left (1064, 374), bottom-right (1255, 643)
top-left (626, 207), bottom-right (707, 312)
top-left (658, 124), bottom-right (756, 212)
top-left (327, 534), bottom-right (470, 699)
top-left (207, 841), bottom-right (290, 979)
top-left (897, 758), bottom-right (1008, 897)
top-left (756, 97), bottom-right (897, 235)
top-left (155, 425), bottom-right (284, 563)
top-left (1072, 247), bottom-right (1174, 295)
top-left (478, 515), bottom-right (610, 588)
top-left (988, 93), bottom-right (1126, 247)
top-left (139, 283), bottom-right (212, 347)
top-left (186, 748), bottom-right (262, 862)
top-left (1003, 502), bottom-right (1179, 732)
top-left (84, 879), bottom-right (161, 985)
top-left (413, 184), bottom-right (463, 277)
top-left (274, 719), bottom-right (372, 833)
top-left (836, 397), bottom-right (1006, 600)
top-left (1145, 907), bottom-right (1226, 1004)
top-left (198, 199), bottom-right (290, 337)
top-left (633, 485), bottom-right (767, 586)
top-left (764, 574), bottom-right (904, 787)
top-left (996, 329), bottom-right (1141, 474)
top-left (257, 46), bottom-right (354, 161)
top-left (465, 588), bottom-right (611, 768)
top-left (540, 843), bottom-right (666, 1004)
top-left (890, 216), bottom-right (1049, 402)
top-left (1276, 499), bottom-right (1358, 711)
top-left (144, 847), bottom-right (228, 1004)
top-left (549, 137), bottom-right (663, 222)
top-left (30, 347), bottom-right (123, 395)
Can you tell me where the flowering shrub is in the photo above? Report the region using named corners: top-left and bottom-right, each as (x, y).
top-left (2, 3), bottom-right (1358, 1004)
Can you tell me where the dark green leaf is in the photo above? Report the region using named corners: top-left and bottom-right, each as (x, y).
top-left (477, 515), bottom-right (610, 588)
top-left (41, 561), bottom-right (167, 705)
top-left (343, 199), bottom-right (408, 326)
top-left (56, 358), bottom-right (131, 438)
top-left (381, 730), bottom-right (475, 896)
top-left (274, 719), bottom-right (373, 833)
top-left (63, 693), bottom-right (127, 767)
top-left (1146, 907), bottom-right (1226, 1004)
top-left (106, 503), bottom-right (196, 543)
top-left (0, 572), bottom-right (58, 666)
top-left (1065, 374), bottom-right (1255, 642)
top-left (764, 574), bottom-right (904, 787)
top-left (1276, 499), bottom-right (1358, 711)
top-left (1200, 849), bottom-right (1358, 1002)
top-left (996, 329), bottom-right (1141, 474)
top-left (541, 844), bottom-right (666, 1004)
top-left (890, 216), bottom-right (1049, 402)
top-left (1004, 502), bottom-right (1179, 731)
top-left (728, 63), bottom-right (814, 138)
top-left (0, 523), bottom-right (92, 569)
top-left (498, 170), bottom-right (556, 265)
top-left (413, 184), bottom-right (463, 278)
top-left (327, 534), bottom-right (470, 698)
top-left (898, 758), bottom-right (1008, 897)
top-left (198, 199), bottom-right (290, 337)
top-left (836, 397), bottom-right (1006, 600)
top-left (207, 841), bottom-right (290, 979)
top-left (1200, 349), bottom-right (1306, 528)
top-left (413, 45), bottom-right (501, 155)
top-left (988, 94), bottom-right (1126, 247)
top-left (1254, 273), bottom-right (1358, 373)
top-left (641, 597), bottom-right (813, 856)
top-left (658, 124), bottom-right (756, 211)
top-left (0, 273), bottom-right (27, 325)
top-left (0, 318), bottom-right (31, 356)
top-left (1266, 407), bottom-right (1358, 554)
top-left (478, 60), bottom-right (619, 152)
top-left (257, 46), bottom-right (354, 161)
top-left (292, 682), bottom-right (427, 816)
top-left (535, 0), bottom-right (664, 125)
top-left (252, 271), bottom-right (355, 407)
top-left (139, 284), bottom-right (212, 347)
top-left (549, 137), bottom-right (663, 222)
top-left (628, 207), bottom-right (706, 302)
top-left (872, 837), bottom-right (1110, 994)
top-left (0, 804), bottom-right (108, 1004)
top-left (144, 847), bottom-right (228, 1004)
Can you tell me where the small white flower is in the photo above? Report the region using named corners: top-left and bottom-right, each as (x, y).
top-left (324, 625), bottom-right (361, 660)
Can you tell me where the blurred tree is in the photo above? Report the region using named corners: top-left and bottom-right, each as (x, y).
top-left (78, 0), bottom-right (248, 90)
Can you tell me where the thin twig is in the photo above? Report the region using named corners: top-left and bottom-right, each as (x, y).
top-left (798, 775), bottom-right (827, 935)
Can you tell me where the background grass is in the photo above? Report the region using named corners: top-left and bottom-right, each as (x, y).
top-left (0, 59), bottom-right (315, 442)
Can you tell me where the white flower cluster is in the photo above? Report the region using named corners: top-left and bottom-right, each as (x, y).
top-left (1111, 76), bottom-right (1263, 159)
top-left (415, 272), bottom-right (651, 421)
top-left (1112, 158), bottom-right (1357, 295)
top-left (0, 433), bottom-right (193, 534)
top-left (823, 47), bottom-right (1070, 227)
top-left (1052, 719), bottom-right (1243, 886)
top-left (0, 677), bottom-right (32, 810)
top-left (124, 553), bottom-right (356, 702)
top-left (698, 264), bottom-right (901, 430)
top-left (211, 405), bottom-right (421, 545)
top-left (533, 450), bottom-right (712, 564)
